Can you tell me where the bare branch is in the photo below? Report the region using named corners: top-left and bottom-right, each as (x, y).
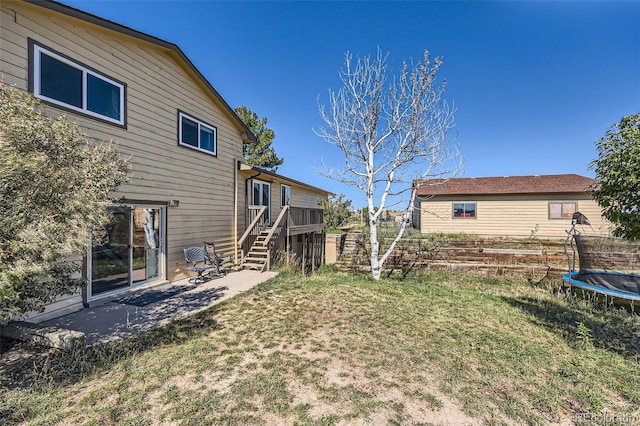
top-left (315, 48), bottom-right (462, 280)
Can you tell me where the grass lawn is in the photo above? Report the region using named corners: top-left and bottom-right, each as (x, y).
top-left (2, 269), bottom-right (639, 425)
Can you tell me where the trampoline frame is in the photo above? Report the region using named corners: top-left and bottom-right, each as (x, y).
top-left (562, 212), bottom-right (640, 302)
top-left (563, 271), bottom-right (640, 302)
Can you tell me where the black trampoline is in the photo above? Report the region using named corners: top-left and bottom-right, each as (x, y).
top-left (563, 213), bottom-right (640, 302)
top-left (564, 271), bottom-right (640, 301)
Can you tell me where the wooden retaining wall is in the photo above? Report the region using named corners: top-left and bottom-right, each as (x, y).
top-left (335, 231), bottom-right (570, 278)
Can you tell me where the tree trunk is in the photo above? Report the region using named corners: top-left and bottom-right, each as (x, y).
top-left (369, 219), bottom-right (382, 280)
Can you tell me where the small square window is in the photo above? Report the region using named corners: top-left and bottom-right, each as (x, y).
top-left (178, 111), bottom-right (217, 155)
top-left (40, 53), bottom-right (82, 108)
top-left (549, 202), bottom-right (576, 219)
top-left (200, 126), bottom-right (215, 152)
top-left (87, 73), bottom-right (121, 120)
top-left (453, 203), bottom-right (476, 218)
top-left (181, 116), bottom-right (198, 147)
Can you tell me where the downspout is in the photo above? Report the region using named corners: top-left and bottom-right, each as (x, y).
top-left (233, 158), bottom-right (241, 264)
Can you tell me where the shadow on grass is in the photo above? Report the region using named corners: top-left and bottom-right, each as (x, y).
top-left (503, 294), bottom-right (640, 360)
top-left (2, 307), bottom-right (221, 391)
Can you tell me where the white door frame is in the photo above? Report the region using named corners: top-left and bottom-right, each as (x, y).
top-left (86, 203), bottom-right (166, 302)
top-left (252, 179), bottom-right (271, 224)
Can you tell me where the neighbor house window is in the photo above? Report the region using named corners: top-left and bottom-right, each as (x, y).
top-left (549, 202), bottom-right (576, 219)
top-left (31, 42), bottom-right (125, 126)
top-left (453, 203), bottom-right (476, 218)
top-left (281, 185), bottom-right (291, 207)
top-left (178, 111), bottom-right (217, 155)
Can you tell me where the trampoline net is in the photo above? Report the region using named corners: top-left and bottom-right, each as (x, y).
top-left (575, 235), bottom-right (640, 274)
top-left (573, 235), bottom-right (640, 296)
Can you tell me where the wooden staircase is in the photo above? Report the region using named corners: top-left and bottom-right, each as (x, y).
top-left (240, 229), bottom-right (270, 271)
top-left (238, 205), bottom-right (291, 272)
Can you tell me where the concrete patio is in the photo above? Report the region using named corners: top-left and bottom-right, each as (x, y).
top-left (35, 269), bottom-right (278, 346)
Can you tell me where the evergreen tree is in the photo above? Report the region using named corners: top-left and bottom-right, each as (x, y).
top-left (235, 106), bottom-right (284, 171)
top-left (321, 194), bottom-right (354, 231)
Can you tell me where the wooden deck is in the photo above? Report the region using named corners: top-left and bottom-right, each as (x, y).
top-left (239, 206), bottom-right (325, 272)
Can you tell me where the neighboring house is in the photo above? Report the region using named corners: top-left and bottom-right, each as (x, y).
top-left (1, 0), bottom-right (328, 321)
top-left (413, 174), bottom-right (609, 238)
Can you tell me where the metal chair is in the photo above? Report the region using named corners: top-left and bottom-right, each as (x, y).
top-left (183, 246), bottom-right (217, 283)
top-left (203, 241), bottom-right (232, 277)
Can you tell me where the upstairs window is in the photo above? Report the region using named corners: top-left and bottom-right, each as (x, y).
top-left (179, 111), bottom-right (217, 155)
top-left (31, 42), bottom-right (125, 126)
top-left (549, 202), bottom-right (576, 219)
top-left (453, 203), bottom-right (476, 219)
top-left (281, 185), bottom-right (291, 207)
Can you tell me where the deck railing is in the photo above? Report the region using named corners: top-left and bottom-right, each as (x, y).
top-left (237, 206), bottom-right (325, 270)
top-left (289, 207), bottom-right (324, 230)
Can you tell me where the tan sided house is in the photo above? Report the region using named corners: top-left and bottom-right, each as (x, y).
top-left (413, 174), bottom-right (609, 239)
top-left (1, 0), bottom-right (329, 321)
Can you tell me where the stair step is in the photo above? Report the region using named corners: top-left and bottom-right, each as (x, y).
top-left (242, 262), bottom-right (265, 270)
top-left (241, 227), bottom-right (279, 271)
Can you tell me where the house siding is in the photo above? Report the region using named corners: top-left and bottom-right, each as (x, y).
top-left (239, 173), bottom-right (327, 223)
top-left (1, 2), bottom-right (247, 317)
top-left (291, 185), bottom-right (324, 209)
top-left (419, 194), bottom-right (610, 238)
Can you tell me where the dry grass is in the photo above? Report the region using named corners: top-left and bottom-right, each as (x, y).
top-left (2, 269), bottom-right (639, 425)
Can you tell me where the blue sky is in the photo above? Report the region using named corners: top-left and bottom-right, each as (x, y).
top-left (59, 0), bottom-right (639, 208)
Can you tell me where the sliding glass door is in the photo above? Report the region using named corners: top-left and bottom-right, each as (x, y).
top-left (132, 207), bottom-right (160, 284)
top-left (89, 205), bottom-right (165, 299)
top-left (91, 207), bottom-right (130, 295)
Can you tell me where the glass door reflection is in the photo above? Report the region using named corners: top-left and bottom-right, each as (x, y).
top-left (91, 207), bottom-right (131, 296)
top-left (132, 208), bottom-right (160, 284)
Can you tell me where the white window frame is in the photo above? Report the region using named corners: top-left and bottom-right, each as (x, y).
top-left (32, 44), bottom-right (125, 126)
top-left (549, 201), bottom-right (577, 219)
top-left (453, 202), bottom-right (477, 219)
top-left (178, 111), bottom-right (217, 156)
top-left (253, 180), bottom-right (271, 224)
top-left (281, 184), bottom-right (291, 207)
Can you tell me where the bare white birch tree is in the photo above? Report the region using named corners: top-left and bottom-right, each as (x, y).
top-left (316, 48), bottom-right (461, 280)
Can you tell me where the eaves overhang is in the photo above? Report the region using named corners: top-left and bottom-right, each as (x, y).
top-left (239, 163), bottom-right (333, 196)
top-left (26, 0), bottom-right (257, 143)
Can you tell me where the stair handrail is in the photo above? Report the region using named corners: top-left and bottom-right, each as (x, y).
top-left (238, 205), bottom-right (267, 249)
top-left (264, 205), bottom-right (289, 242)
